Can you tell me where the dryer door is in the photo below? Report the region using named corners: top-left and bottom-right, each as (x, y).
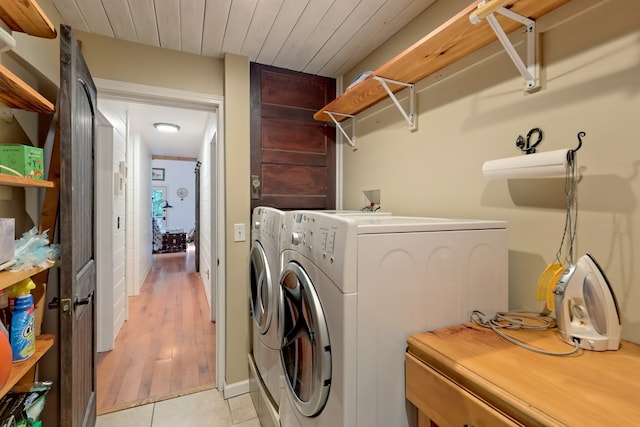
top-left (250, 241), bottom-right (272, 334)
top-left (279, 261), bottom-right (331, 417)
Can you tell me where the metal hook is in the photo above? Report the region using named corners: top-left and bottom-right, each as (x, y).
top-left (515, 127), bottom-right (543, 154)
top-left (567, 131), bottom-right (585, 163)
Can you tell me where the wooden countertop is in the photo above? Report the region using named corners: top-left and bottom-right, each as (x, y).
top-left (407, 323), bottom-right (640, 426)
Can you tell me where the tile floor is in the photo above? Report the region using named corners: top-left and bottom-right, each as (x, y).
top-left (96, 389), bottom-right (260, 427)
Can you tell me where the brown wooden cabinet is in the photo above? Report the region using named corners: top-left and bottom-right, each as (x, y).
top-left (406, 323), bottom-right (640, 427)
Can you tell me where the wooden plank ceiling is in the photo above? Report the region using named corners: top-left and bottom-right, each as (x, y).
top-left (48, 0), bottom-right (436, 78)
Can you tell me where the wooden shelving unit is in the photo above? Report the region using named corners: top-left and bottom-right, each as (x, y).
top-left (314, 0), bottom-right (572, 123)
top-left (0, 263), bottom-right (54, 292)
top-left (0, 0), bottom-right (56, 114)
top-left (0, 173), bottom-right (54, 188)
top-left (0, 0), bottom-right (57, 403)
top-left (0, 334), bottom-right (54, 397)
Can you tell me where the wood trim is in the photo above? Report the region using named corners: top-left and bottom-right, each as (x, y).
top-left (151, 155), bottom-right (198, 161)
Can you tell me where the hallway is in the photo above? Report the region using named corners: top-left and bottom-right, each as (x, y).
top-left (96, 245), bottom-right (216, 414)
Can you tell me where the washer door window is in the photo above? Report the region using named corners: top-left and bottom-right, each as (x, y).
top-left (250, 241), bottom-right (272, 334)
top-left (280, 261), bottom-right (331, 417)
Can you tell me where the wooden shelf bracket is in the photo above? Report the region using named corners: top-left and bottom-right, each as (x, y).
top-left (470, 1), bottom-right (538, 91)
top-left (325, 111), bottom-right (357, 148)
top-left (373, 76), bottom-right (417, 131)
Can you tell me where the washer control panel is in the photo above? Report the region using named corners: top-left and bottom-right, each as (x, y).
top-left (283, 211), bottom-right (355, 288)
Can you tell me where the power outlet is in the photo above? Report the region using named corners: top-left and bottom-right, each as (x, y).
top-left (233, 223), bottom-right (246, 242)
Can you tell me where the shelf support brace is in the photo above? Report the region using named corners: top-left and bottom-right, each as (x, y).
top-left (325, 111), bottom-right (356, 148)
top-left (471, 2), bottom-right (537, 91)
top-left (373, 76), bottom-right (417, 131)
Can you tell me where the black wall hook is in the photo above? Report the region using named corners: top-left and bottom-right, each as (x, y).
top-left (516, 127), bottom-right (543, 154)
top-left (567, 131), bottom-right (585, 163)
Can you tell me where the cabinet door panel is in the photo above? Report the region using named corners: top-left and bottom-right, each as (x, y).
top-left (406, 354), bottom-right (520, 427)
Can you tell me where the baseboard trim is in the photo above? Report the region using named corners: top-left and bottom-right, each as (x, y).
top-left (223, 379), bottom-right (250, 399)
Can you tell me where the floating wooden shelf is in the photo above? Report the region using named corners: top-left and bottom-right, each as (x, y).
top-left (314, 0), bottom-right (572, 123)
top-left (0, 0), bottom-right (56, 39)
top-left (0, 263), bottom-right (54, 292)
top-left (0, 173), bottom-right (54, 188)
top-left (0, 63), bottom-right (55, 113)
top-left (0, 334), bottom-right (54, 397)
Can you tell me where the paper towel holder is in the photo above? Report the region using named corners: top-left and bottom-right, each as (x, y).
top-left (482, 131), bottom-right (586, 180)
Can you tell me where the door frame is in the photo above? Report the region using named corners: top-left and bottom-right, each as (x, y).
top-left (93, 78), bottom-right (226, 391)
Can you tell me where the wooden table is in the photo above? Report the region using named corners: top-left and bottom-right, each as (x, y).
top-left (406, 322), bottom-right (640, 427)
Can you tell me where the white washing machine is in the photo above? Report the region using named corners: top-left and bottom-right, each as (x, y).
top-left (278, 211), bottom-right (508, 427)
top-left (249, 206), bottom-right (285, 427)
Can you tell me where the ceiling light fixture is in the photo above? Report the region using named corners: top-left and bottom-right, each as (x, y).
top-left (153, 122), bottom-right (180, 133)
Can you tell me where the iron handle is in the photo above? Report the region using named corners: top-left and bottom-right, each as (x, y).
top-left (74, 292), bottom-right (93, 307)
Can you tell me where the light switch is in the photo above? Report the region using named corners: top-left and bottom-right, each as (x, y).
top-left (234, 223), bottom-right (246, 242)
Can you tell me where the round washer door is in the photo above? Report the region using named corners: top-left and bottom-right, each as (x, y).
top-left (280, 261), bottom-right (331, 417)
top-left (250, 240), bottom-right (272, 334)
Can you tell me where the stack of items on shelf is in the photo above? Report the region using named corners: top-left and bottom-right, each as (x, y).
top-left (0, 381), bottom-right (51, 427)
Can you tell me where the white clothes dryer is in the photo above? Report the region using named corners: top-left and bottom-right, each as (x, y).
top-left (278, 211), bottom-right (508, 427)
top-left (249, 206), bottom-right (285, 427)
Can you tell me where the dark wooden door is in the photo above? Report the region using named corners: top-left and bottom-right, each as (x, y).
top-left (59, 25), bottom-right (98, 427)
top-left (250, 63), bottom-right (336, 211)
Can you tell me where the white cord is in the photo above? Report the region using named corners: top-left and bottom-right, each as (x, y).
top-left (470, 310), bottom-right (580, 356)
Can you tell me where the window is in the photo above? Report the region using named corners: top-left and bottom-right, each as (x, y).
top-left (152, 187), bottom-right (166, 219)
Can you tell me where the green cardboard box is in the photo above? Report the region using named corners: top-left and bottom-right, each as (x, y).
top-left (0, 145), bottom-right (44, 180)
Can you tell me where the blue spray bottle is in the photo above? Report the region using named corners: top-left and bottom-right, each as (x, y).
top-left (8, 279), bottom-right (36, 362)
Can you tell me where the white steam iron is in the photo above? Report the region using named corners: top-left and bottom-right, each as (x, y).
top-left (554, 253), bottom-right (621, 351)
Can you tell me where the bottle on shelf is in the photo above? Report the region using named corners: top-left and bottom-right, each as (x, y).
top-left (7, 279), bottom-right (36, 362)
top-left (0, 290), bottom-right (11, 334)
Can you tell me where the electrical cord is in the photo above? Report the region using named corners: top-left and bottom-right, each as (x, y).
top-left (470, 310), bottom-right (580, 356)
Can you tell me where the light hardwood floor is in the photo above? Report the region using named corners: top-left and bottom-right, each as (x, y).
top-left (96, 245), bottom-right (216, 415)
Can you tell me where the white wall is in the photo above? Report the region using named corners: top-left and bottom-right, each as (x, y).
top-left (96, 116), bottom-right (127, 351)
top-left (199, 133), bottom-right (213, 311)
top-left (112, 124), bottom-right (127, 342)
top-left (151, 159), bottom-right (197, 232)
top-left (342, 0), bottom-right (640, 342)
top-left (128, 134), bottom-right (153, 296)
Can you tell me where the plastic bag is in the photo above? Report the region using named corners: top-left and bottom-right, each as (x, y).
top-left (10, 228), bottom-right (60, 271)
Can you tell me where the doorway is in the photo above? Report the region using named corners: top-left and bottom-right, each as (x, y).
top-left (93, 79), bottom-right (225, 409)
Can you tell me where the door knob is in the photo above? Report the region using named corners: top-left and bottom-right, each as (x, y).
top-left (251, 175), bottom-right (261, 200)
